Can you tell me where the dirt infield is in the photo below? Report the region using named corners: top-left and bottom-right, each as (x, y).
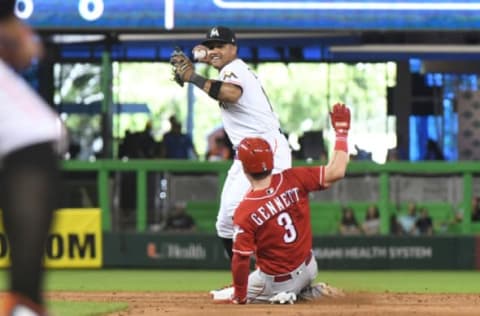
top-left (48, 291), bottom-right (480, 316)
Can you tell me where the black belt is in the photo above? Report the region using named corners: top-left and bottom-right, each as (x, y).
top-left (273, 252), bottom-right (313, 282)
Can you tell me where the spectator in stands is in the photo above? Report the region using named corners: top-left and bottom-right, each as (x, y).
top-left (165, 201), bottom-right (196, 232)
top-left (205, 127), bottom-right (234, 161)
top-left (386, 148), bottom-right (398, 161)
top-left (362, 204), bottom-right (380, 235)
top-left (297, 130), bottom-right (328, 161)
top-left (119, 130), bottom-right (135, 158)
top-left (471, 196), bottom-right (480, 222)
top-left (424, 138), bottom-right (444, 161)
top-left (137, 120), bottom-right (157, 158)
top-left (453, 211), bottom-right (464, 224)
top-left (415, 207), bottom-right (433, 235)
top-left (162, 115), bottom-right (198, 159)
top-left (119, 122), bottom-right (157, 159)
top-left (392, 135), bottom-right (408, 161)
top-left (437, 209), bottom-right (463, 234)
top-left (352, 145), bottom-right (372, 161)
top-left (208, 131), bottom-right (234, 161)
top-left (398, 202), bottom-right (418, 235)
top-left (339, 207), bottom-right (362, 235)
top-left (389, 214), bottom-right (403, 235)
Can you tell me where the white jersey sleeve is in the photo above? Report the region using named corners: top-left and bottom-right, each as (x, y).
top-left (218, 59), bottom-right (281, 147)
top-left (0, 60), bottom-right (64, 158)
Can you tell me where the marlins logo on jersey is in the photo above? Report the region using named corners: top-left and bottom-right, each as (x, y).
top-left (222, 71), bottom-right (238, 81)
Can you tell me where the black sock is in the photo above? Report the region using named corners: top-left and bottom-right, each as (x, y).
top-left (0, 142), bottom-right (59, 305)
top-left (220, 237), bottom-right (233, 260)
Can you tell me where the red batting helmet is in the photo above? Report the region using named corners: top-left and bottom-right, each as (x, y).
top-left (237, 137), bottom-right (273, 174)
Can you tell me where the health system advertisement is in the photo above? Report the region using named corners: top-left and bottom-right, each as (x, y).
top-left (14, 0), bottom-right (480, 31)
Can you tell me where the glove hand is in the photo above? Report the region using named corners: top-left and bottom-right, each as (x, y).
top-left (171, 69), bottom-right (184, 87)
top-left (170, 47), bottom-right (194, 86)
top-left (329, 103), bottom-right (350, 136)
top-left (269, 291), bottom-right (297, 304)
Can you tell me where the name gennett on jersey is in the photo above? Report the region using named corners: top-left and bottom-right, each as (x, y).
top-left (249, 187), bottom-right (300, 226)
top-left (233, 187), bottom-right (300, 241)
top-left (233, 186), bottom-right (301, 241)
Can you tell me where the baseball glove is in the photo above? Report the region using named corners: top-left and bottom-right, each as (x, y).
top-left (329, 103), bottom-right (350, 136)
top-left (170, 47), bottom-right (194, 87)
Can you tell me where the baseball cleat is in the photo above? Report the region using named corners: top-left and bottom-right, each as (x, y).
top-left (2, 293), bottom-right (47, 316)
top-left (298, 282), bottom-right (345, 301)
top-left (313, 282), bottom-right (345, 298)
top-left (209, 283), bottom-right (233, 296)
top-left (210, 286), bottom-right (234, 301)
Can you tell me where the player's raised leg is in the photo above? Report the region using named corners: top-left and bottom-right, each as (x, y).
top-left (215, 159), bottom-right (251, 260)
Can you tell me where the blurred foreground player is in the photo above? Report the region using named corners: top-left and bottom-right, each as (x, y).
top-left (212, 103), bottom-right (350, 304)
top-left (0, 0), bottom-right (64, 314)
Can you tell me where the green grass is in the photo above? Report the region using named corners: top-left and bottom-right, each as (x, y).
top-left (316, 271), bottom-right (480, 293)
top-left (1, 269), bottom-right (479, 315)
top-left (43, 269), bottom-right (232, 292)
top-left (0, 269), bottom-right (476, 293)
top-left (50, 301), bottom-right (127, 316)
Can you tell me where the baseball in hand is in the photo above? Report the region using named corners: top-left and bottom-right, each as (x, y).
top-left (192, 45), bottom-right (208, 61)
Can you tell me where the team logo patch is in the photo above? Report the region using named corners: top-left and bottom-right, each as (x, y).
top-left (233, 225), bottom-right (244, 242)
top-left (210, 27), bottom-right (220, 38)
top-left (222, 71), bottom-right (238, 80)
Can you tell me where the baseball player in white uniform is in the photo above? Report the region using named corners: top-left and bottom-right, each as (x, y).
top-left (170, 26), bottom-right (291, 259)
top-left (0, 0), bottom-right (64, 314)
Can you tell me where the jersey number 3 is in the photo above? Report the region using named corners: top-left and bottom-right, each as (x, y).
top-left (277, 213), bottom-right (297, 243)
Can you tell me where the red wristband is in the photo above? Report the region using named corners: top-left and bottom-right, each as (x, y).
top-left (334, 133), bottom-right (348, 152)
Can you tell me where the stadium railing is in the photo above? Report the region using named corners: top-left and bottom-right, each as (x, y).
top-left (62, 160), bottom-right (479, 234)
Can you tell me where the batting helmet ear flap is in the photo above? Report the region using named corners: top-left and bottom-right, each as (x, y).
top-left (237, 137), bottom-right (273, 174)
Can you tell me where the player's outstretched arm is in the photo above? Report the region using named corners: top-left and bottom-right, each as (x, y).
top-left (324, 103), bottom-right (350, 187)
top-left (170, 47), bottom-right (242, 103)
top-left (231, 252), bottom-right (249, 304)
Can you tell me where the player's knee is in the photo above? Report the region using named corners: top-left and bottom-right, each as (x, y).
top-left (2, 142), bottom-right (60, 198)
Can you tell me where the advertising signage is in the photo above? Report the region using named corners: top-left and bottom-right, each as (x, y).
top-left (15, 0), bottom-right (480, 31)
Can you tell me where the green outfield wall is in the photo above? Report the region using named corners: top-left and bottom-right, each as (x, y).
top-left (62, 160), bottom-right (480, 234)
top-left (102, 232), bottom-right (480, 270)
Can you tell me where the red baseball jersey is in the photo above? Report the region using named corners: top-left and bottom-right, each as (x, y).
top-left (232, 166), bottom-right (326, 275)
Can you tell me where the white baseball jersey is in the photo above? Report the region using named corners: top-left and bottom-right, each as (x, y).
top-left (218, 58), bottom-right (280, 147)
top-left (0, 60), bottom-right (63, 158)
top-left (214, 58), bottom-right (292, 239)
